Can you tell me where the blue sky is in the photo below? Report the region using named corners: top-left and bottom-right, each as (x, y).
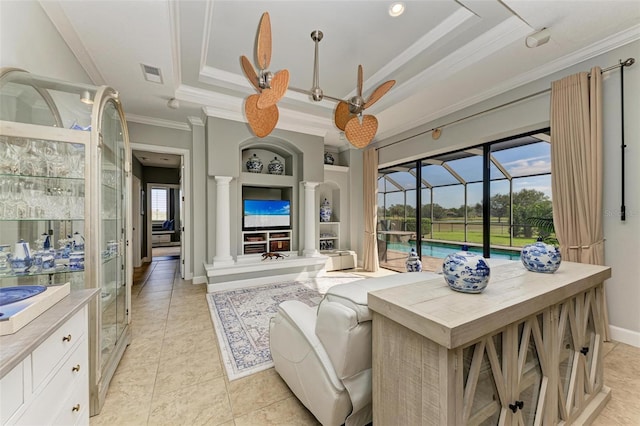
top-left (380, 142), bottom-right (552, 209)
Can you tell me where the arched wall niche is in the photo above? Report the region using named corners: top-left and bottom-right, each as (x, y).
top-left (239, 137), bottom-right (302, 177)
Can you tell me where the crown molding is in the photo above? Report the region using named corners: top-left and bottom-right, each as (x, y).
top-left (168, 0), bottom-right (181, 88)
top-left (188, 116), bottom-right (205, 128)
top-left (179, 84), bottom-right (330, 136)
top-left (361, 8), bottom-right (476, 99)
top-left (199, 0), bottom-right (215, 73)
top-left (376, 23), bottom-right (640, 142)
top-left (39, 0), bottom-right (106, 86)
top-left (376, 16), bottom-right (530, 115)
top-left (126, 113), bottom-right (191, 131)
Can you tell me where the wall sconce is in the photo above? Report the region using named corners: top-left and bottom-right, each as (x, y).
top-left (526, 28), bottom-right (551, 48)
top-left (80, 90), bottom-right (93, 105)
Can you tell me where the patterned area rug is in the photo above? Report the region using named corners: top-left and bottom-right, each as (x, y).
top-left (206, 274), bottom-right (363, 380)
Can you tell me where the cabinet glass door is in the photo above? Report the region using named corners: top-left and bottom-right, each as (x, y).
top-left (99, 100), bottom-right (127, 369)
top-left (0, 134), bottom-right (86, 289)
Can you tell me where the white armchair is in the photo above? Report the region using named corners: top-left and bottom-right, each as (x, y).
top-left (269, 272), bottom-right (439, 426)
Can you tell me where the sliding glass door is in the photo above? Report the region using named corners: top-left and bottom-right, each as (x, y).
top-left (377, 130), bottom-right (552, 272)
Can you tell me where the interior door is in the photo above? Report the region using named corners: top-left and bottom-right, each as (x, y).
top-left (132, 175), bottom-right (142, 267)
top-left (179, 155), bottom-right (185, 279)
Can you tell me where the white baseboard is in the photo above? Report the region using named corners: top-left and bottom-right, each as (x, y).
top-left (609, 325), bottom-right (640, 348)
top-left (192, 275), bottom-right (207, 285)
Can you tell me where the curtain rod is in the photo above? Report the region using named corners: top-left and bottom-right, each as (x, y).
top-left (379, 57), bottom-right (636, 151)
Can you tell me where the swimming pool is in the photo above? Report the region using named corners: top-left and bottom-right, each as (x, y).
top-left (386, 241), bottom-right (521, 261)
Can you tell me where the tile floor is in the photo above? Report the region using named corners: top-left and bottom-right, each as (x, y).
top-left (90, 257), bottom-right (640, 425)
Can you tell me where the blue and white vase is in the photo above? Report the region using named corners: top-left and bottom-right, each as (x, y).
top-left (246, 153), bottom-right (263, 173)
top-left (324, 152), bottom-right (335, 165)
top-left (69, 251), bottom-right (85, 271)
top-left (406, 248), bottom-right (422, 272)
top-left (71, 231), bottom-right (85, 251)
top-left (442, 246), bottom-right (490, 293)
top-left (10, 240), bottom-right (31, 275)
top-left (521, 238), bottom-right (561, 273)
top-left (320, 198), bottom-right (332, 222)
top-left (268, 157), bottom-right (284, 175)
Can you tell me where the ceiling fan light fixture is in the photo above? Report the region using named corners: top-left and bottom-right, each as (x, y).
top-left (389, 2), bottom-right (405, 17)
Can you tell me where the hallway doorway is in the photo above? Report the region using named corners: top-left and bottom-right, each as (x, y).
top-left (131, 143), bottom-right (192, 281)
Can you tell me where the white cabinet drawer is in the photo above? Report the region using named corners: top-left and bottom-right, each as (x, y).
top-left (52, 370), bottom-right (89, 426)
top-left (17, 338), bottom-right (88, 426)
top-left (32, 307), bottom-right (87, 389)
top-left (0, 361), bottom-right (25, 424)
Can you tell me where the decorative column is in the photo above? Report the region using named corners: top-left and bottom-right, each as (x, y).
top-left (213, 176), bottom-right (235, 266)
top-left (303, 181), bottom-right (320, 257)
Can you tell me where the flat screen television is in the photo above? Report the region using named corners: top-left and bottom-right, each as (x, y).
top-left (243, 199), bottom-right (291, 230)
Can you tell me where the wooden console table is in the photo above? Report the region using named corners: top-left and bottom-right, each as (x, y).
top-left (368, 261), bottom-right (611, 425)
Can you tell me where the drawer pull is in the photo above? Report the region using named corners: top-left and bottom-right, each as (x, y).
top-left (62, 334), bottom-right (72, 342)
top-left (72, 364), bottom-right (81, 372)
top-left (72, 404), bottom-right (80, 412)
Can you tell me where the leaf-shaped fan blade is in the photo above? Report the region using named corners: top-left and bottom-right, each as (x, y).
top-left (257, 12), bottom-right (272, 70)
top-left (344, 115), bottom-right (378, 148)
top-left (256, 69), bottom-right (289, 109)
top-left (241, 55), bottom-right (261, 93)
top-left (364, 80), bottom-right (395, 109)
top-left (245, 94), bottom-right (279, 138)
top-left (334, 101), bottom-right (353, 131)
top-left (357, 65), bottom-right (363, 97)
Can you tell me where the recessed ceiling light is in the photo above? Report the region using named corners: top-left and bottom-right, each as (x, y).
top-left (389, 2), bottom-right (405, 17)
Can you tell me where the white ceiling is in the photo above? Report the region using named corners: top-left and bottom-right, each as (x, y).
top-left (40, 0), bottom-right (640, 149)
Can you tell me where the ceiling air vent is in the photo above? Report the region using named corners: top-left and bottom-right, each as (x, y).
top-left (141, 64), bottom-right (163, 84)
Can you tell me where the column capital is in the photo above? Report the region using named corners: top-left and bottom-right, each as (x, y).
top-left (303, 181), bottom-right (320, 189)
top-left (214, 176), bottom-right (233, 184)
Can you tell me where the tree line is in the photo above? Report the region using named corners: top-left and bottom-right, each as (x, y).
top-left (380, 189), bottom-right (552, 238)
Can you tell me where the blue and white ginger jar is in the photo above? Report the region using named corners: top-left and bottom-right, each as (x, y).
top-left (246, 154), bottom-right (263, 173)
top-left (442, 246), bottom-right (490, 293)
top-left (320, 198), bottom-right (332, 222)
top-left (406, 248), bottom-right (422, 272)
top-left (324, 152), bottom-right (335, 165)
top-left (521, 238), bottom-right (561, 273)
top-left (268, 157), bottom-right (284, 175)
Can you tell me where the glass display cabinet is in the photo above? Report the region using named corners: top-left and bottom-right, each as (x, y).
top-left (0, 68), bottom-right (132, 415)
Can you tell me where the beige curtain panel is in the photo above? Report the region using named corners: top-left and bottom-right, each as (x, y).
top-left (363, 148), bottom-right (379, 272)
top-left (550, 67), bottom-right (604, 265)
top-left (550, 67), bottom-right (609, 340)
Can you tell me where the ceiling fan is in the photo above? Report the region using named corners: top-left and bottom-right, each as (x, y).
top-left (240, 12), bottom-right (395, 148)
top-left (240, 12), bottom-right (290, 137)
top-left (333, 65), bottom-right (395, 148)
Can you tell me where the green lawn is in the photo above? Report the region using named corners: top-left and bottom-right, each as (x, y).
top-left (382, 217), bottom-right (548, 248)
top-left (428, 230), bottom-right (536, 247)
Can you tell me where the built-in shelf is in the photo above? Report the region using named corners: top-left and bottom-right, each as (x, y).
top-left (242, 229), bottom-right (292, 255)
top-left (324, 164), bottom-right (349, 173)
top-left (319, 222), bottom-right (339, 251)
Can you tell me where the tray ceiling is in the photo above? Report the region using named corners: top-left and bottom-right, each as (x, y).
top-left (38, 0), bottom-right (640, 147)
